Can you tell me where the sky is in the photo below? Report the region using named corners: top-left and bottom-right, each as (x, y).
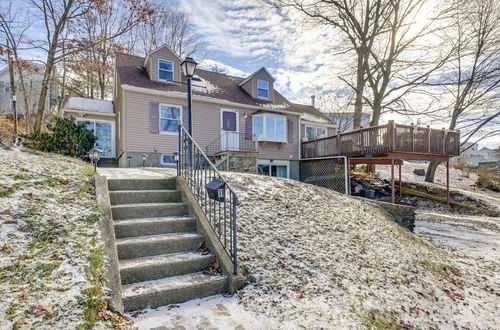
top-left (178, 0), bottom-right (499, 149)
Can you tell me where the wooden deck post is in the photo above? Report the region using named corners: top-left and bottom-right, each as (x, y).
top-left (398, 164), bottom-right (402, 197)
top-left (446, 160), bottom-right (450, 204)
top-left (427, 125), bottom-right (431, 153)
top-left (442, 128), bottom-right (446, 154)
top-left (391, 158), bottom-right (395, 204)
top-left (388, 120), bottom-right (395, 151)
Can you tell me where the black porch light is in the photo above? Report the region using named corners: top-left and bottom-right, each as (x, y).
top-left (180, 57), bottom-right (198, 136)
top-left (180, 57), bottom-right (198, 78)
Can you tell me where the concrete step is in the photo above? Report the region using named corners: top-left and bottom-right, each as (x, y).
top-left (108, 178), bottom-right (176, 191)
top-left (122, 272), bottom-right (228, 311)
top-left (116, 232), bottom-right (205, 259)
top-left (119, 251), bottom-right (216, 284)
top-left (114, 216), bottom-right (196, 238)
top-left (111, 202), bottom-right (189, 220)
top-left (109, 189), bottom-right (182, 205)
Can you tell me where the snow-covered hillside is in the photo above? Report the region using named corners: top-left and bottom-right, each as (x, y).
top-left (0, 148), bottom-right (128, 329)
top-left (226, 173), bottom-right (499, 329)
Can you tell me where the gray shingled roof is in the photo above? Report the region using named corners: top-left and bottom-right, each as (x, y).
top-left (116, 52), bottom-right (334, 124)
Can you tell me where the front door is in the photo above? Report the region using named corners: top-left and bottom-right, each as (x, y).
top-left (220, 109), bottom-right (239, 151)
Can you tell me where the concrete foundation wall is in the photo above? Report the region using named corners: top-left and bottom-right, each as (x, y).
top-left (121, 151), bottom-right (176, 168)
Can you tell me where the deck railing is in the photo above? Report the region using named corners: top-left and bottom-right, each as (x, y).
top-left (178, 126), bottom-right (238, 275)
top-left (301, 121), bottom-right (460, 158)
top-left (205, 131), bottom-right (257, 157)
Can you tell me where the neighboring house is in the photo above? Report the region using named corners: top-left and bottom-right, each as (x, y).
top-left (62, 97), bottom-right (116, 158)
top-left (326, 111), bottom-right (371, 133)
top-left (111, 45), bottom-right (336, 179)
top-left (452, 143), bottom-right (499, 167)
top-left (0, 63), bottom-right (58, 116)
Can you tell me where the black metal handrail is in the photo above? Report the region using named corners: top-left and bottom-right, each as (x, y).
top-left (178, 126), bottom-right (238, 275)
top-left (205, 131), bottom-right (257, 157)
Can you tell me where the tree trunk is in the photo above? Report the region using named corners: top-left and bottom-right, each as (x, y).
top-left (425, 161), bottom-right (441, 182)
top-left (34, 56), bottom-right (55, 132)
top-left (353, 52), bottom-right (365, 129)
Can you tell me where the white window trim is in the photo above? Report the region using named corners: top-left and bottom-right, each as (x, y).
top-left (159, 103), bottom-right (182, 135)
top-left (256, 79), bottom-right (269, 100)
top-left (76, 118), bottom-right (116, 158)
top-left (158, 59), bottom-right (174, 82)
top-left (304, 125), bottom-right (327, 141)
top-left (253, 114), bottom-right (287, 143)
top-left (257, 159), bottom-right (290, 178)
top-left (160, 153), bottom-right (176, 165)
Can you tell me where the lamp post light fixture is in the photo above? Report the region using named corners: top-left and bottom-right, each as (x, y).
top-left (88, 148), bottom-right (102, 173)
top-left (142, 154), bottom-right (148, 169)
top-left (173, 151), bottom-right (180, 175)
top-left (180, 57), bottom-right (198, 136)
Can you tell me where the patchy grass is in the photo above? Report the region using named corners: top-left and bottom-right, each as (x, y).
top-left (0, 183), bottom-right (19, 197)
top-left (361, 310), bottom-right (405, 330)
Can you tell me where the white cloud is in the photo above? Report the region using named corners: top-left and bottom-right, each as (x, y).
top-left (197, 59), bottom-right (248, 77)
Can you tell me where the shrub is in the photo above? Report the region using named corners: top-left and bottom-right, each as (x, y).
top-left (25, 117), bottom-right (95, 158)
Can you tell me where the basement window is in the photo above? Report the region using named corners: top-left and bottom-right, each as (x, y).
top-left (161, 154), bottom-right (175, 165)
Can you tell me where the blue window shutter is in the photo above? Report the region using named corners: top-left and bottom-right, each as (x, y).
top-left (149, 102), bottom-right (159, 133)
top-left (287, 119), bottom-right (294, 143)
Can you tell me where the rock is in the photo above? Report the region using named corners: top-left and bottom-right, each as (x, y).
top-left (413, 168), bottom-right (426, 176)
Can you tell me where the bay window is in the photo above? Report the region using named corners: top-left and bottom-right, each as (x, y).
top-left (253, 114), bottom-right (287, 142)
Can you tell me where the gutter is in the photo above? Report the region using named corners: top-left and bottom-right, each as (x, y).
top-left (121, 84), bottom-right (321, 119)
top-left (63, 109), bottom-right (116, 117)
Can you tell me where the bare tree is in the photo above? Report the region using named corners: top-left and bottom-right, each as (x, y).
top-left (0, 0), bottom-right (37, 132)
top-left (364, 0), bottom-right (454, 126)
top-left (123, 1), bottom-right (204, 58)
top-left (425, 0), bottom-right (500, 182)
top-left (274, 0), bottom-right (392, 128)
top-left (28, 0), bottom-right (93, 131)
top-left (66, 0), bottom-right (153, 99)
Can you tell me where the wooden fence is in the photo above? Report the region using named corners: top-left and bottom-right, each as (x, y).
top-left (301, 121), bottom-right (460, 159)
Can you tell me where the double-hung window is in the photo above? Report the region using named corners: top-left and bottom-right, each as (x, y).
top-left (305, 126), bottom-right (327, 141)
top-left (253, 115), bottom-right (287, 142)
top-left (160, 104), bottom-right (181, 134)
top-left (158, 60), bottom-right (174, 81)
top-left (257, 80), bottom-right (269, 99)
top-left (161, 154), bottom-right (175, 165)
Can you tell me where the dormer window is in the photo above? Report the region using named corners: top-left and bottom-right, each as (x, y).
top-left (257, 80), bottom-right (269, 99)
top-left (158, 60), bottom-right (174, 81)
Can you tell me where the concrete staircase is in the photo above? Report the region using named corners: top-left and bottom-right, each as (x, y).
top-left (108, 177), bottom-right (228, 311)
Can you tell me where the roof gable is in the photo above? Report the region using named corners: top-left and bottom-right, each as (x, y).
top-left (143, 44), bottom-right (183, 68)
top-left (238, 67), bottom-right (276, 87)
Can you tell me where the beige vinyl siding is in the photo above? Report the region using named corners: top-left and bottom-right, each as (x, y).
top-left (147, 47), bottom-right (181, 82)
top-left (122, 89), bottom-right (302, 160)
top-left (256, 114), bottom-right (299, 160)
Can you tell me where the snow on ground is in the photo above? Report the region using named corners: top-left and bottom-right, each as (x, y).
top-left (376, 161), bottom-right (479, 191)
top-left (126, 167), bottom-right (499, 329)
top-left (130, 295), bottom-right (266, 330)
top-left (225, 172), bottom-right (499, 329)
top-left (0, 148), bottom-right (123, 329)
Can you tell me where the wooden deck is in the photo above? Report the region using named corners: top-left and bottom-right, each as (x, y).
top-left (301, 121), bottom-right (460, 160)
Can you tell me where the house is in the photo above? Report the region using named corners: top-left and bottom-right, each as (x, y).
top-left (326, 111), bottom-right (371, 133)
top-left (0, 63), bottom-right (58, 116)
top-left (62, 96), bottom-right (116, 158)
top-left (105, 45), bottom-right (336, 179)
top-left (451, 143), bottom-right (499, 167)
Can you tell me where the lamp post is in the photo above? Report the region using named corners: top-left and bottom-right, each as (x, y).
top-left (180, 57), bottom-right (198, 136)
top-left (88, 148), bottom-right (102, 173)
top-left (173, 151), bottom-right (180, 176)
